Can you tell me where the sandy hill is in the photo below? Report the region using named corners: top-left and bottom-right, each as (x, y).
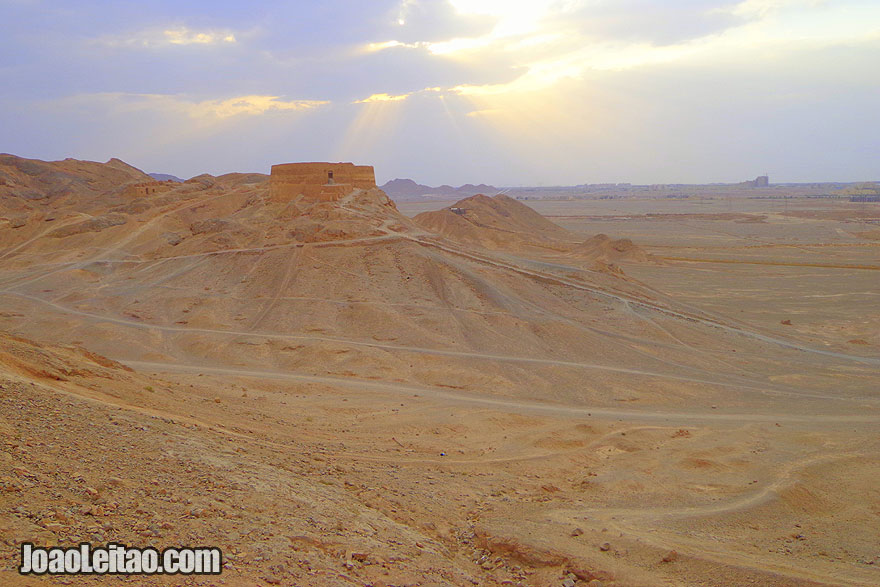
top-left (413, 194), bottom-right (656, 270)
top-left (568, 233), bottom-right (653, 264)
top-left (413, 193), bottom-right (572, 250)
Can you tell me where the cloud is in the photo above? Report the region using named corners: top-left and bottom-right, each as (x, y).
top-left (390, 0), bottom-right (495, 43)
top-left (354, 92), bottom-right (412, 103)
top-left (364, 40), bottom-right (428, 52)
top-left (724, 0), bottom-right (824, 18)
top-left (193, 95), bottom-right (328, 117)
top-left (353, 87), bottom-right (445, 104)
top-left (93, 25), bottom-right (240, 49)
top-left (49, 93), bottom-right (329, 119)
top-left (369, 0), bottom-right (880, 103)
top-left (163, 27), bottom-right (237, 46)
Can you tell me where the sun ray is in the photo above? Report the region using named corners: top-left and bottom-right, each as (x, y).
top-left (335, 99), bottom-right (407, 161)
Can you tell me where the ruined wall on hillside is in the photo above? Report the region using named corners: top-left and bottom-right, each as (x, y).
top-left (122, 181), bottom-right (176, 198)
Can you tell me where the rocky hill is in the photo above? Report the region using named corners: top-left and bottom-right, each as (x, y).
top-left (0, 155), bottom-right (151, 219)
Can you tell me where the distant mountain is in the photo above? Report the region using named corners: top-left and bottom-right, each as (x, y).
top-left (380, 178), bottom-right (498, 201)
top-left (148, 172), bottom-right (184, 182)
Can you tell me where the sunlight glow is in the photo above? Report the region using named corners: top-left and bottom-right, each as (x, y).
top-left (337, 100), bottom-right (404, 161)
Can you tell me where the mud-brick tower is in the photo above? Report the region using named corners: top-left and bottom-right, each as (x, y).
top-left (269, 162), bottom-right (376, 203)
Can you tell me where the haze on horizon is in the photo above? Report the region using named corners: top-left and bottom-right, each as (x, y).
top-left (1, 0), bottom-right (878, 186)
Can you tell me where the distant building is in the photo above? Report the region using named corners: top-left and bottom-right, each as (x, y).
top-left (753, 175), bottom-right (769, 187)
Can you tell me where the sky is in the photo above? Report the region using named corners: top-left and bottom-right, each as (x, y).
top-left (1, 0), bottom-right (878, 185)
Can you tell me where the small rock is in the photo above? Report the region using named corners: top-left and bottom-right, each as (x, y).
top-left (213, 397), bottom-right (221, 404)
top-left (661, 550), bottom-right (678, 563)
top-left (12, 466), bottom-right (35, 479)
top-left (570, 528), bottom-right (584, 537)
top-left (588, 581), bottom-right (604, 587)
top-left (562, 578), bottom-right (576, 587)
top-left (599, 542), bottom-right (610, 552)
top-left (162, 232), bottom-right (182, 246)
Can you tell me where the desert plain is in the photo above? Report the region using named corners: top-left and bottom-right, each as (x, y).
top-left (1, 156), bottom-right (878, 586)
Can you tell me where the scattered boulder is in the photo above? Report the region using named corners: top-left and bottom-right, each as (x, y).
top-left (190, 219), bottom-right (231, 235)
